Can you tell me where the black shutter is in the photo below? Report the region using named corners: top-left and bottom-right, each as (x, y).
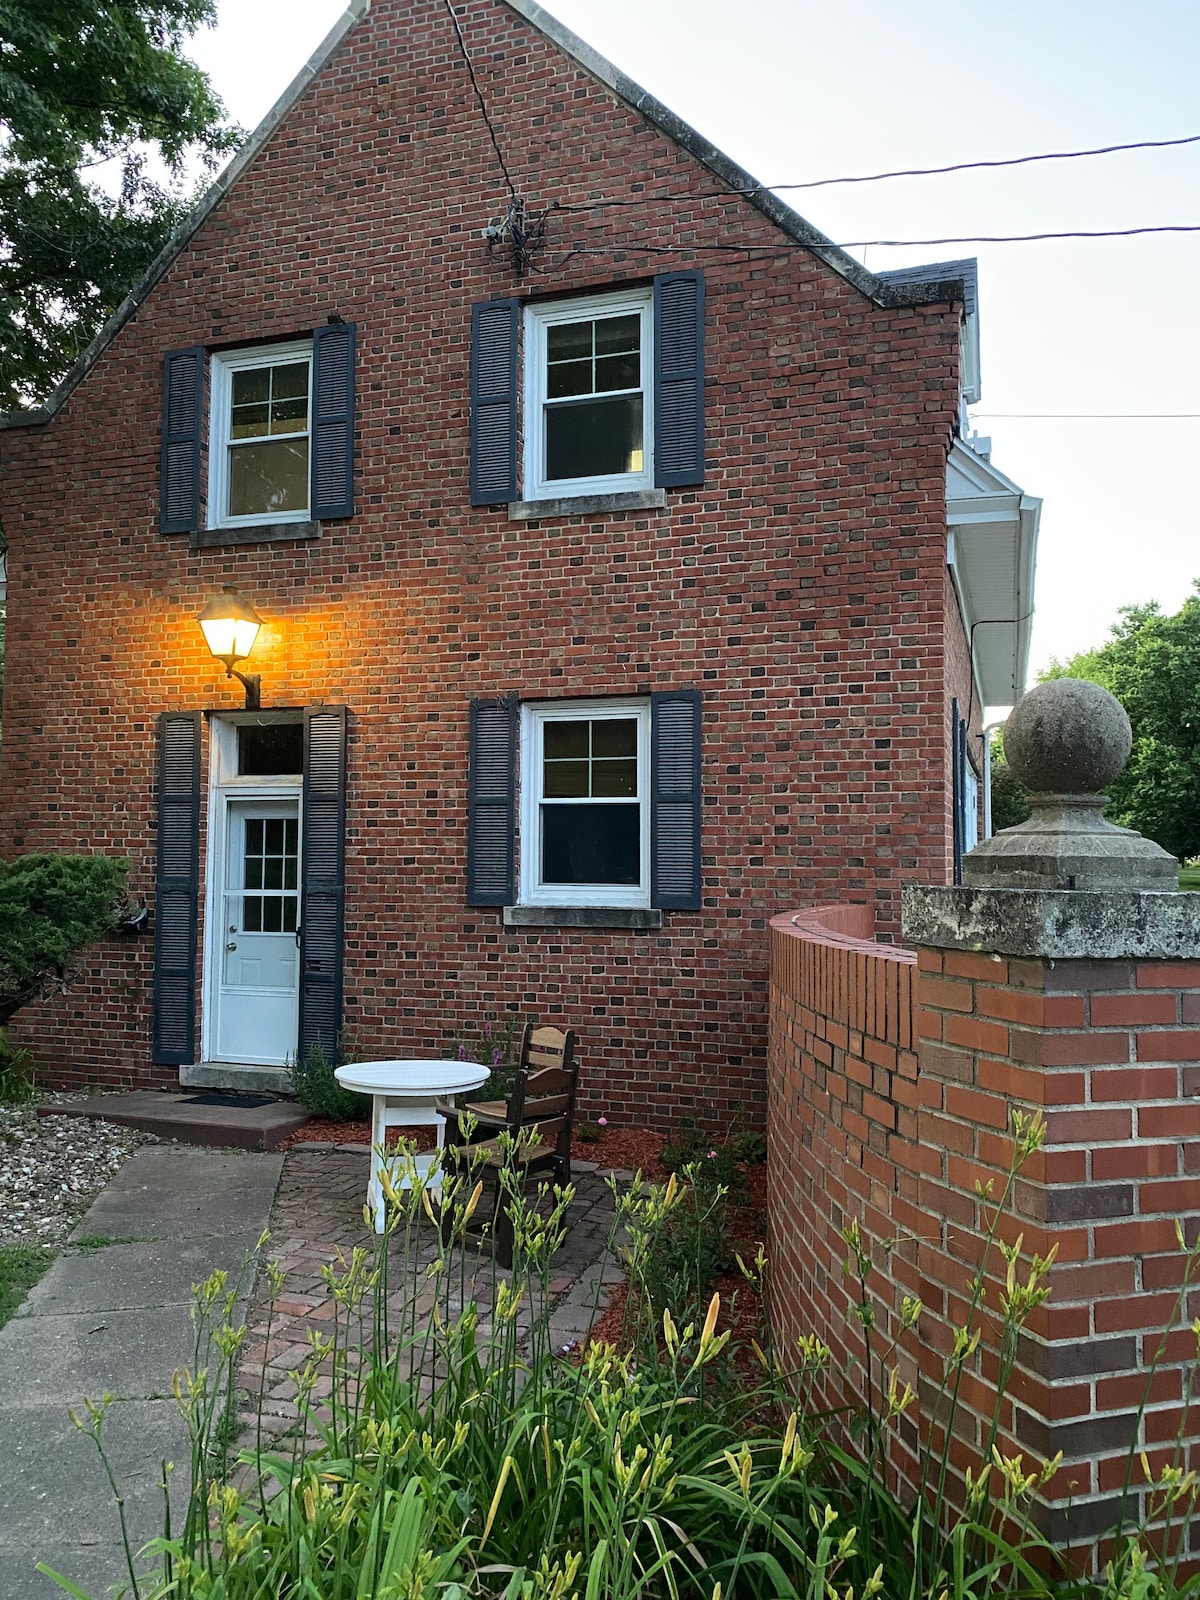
top-left (160, 347), bottom-right (204, 533)
top-left (152, 712), bottom-right (202, 1064)
top-left (311, 322), bottom-right (356, 521)
top-left (298, 707), bottom-right (348, 1059)
top-left (653, 271), bottom-right (705, 488)
top-left (467, 695), bottom-right (517, 905)
top-left (651, 689), bottom-right (702, 910)
top-left (470, 299), bottom-right (519, 505)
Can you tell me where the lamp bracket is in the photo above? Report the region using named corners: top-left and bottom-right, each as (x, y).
top-left (228, 668), bottom-right (262, 710)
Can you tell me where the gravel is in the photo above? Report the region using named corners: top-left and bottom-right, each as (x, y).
top-left (0, 1096), bottom-right (158, 1248)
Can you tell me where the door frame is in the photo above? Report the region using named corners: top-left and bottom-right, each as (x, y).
top-left (201, 713), bottom-right (304, 1066)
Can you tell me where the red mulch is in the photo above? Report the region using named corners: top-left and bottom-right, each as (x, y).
top-left (279, 1116), bottom-right (671, 1177)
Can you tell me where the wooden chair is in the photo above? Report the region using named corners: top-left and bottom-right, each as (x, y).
top-left (438, 1024), bottom-right (578, 1268)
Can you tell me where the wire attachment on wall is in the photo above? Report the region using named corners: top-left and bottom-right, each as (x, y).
top-left (483, 199), bottom-right (555, 277)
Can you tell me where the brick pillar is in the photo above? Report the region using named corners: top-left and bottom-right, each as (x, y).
top-left (904, 886), bottom-right (1200, 1551)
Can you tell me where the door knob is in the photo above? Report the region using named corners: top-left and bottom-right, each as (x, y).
top-left (226, 941), bottom-right (238, 951)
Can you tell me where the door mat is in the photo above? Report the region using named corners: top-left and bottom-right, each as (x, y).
top-left (184, 1092), bottom-right (279, 1109)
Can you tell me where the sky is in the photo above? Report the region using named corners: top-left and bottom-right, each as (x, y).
top-left (187, 0), bottom-right (1200, 686)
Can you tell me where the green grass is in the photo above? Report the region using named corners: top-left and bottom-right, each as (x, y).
top-left (0, 1244), bottom-right (55, 1329)
top-left (70, 1233), bottom-right (140, 1252)
top-left (1179, 867), bottom-right (1200, 891)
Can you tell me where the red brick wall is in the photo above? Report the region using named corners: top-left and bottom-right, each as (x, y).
top-left (766, 902), bottom-right (924, 1491)
top-left (0, 0), bottom-right (962, 1116)
top-left (769, 900), bottom-right (1200, 1549)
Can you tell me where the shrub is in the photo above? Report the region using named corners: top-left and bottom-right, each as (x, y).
top-left (288, 1037), bottom-right (365, 1122)
top-left (0, 853), bottom-right (128, 1026)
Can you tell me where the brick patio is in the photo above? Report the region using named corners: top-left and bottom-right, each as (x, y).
top-left (235, 1145), bottom-right (628, 1441)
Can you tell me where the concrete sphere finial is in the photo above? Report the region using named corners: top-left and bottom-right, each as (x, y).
top-left (1004, 678), bottom-right (1132, 795)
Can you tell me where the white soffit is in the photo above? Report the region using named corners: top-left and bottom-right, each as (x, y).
top-left (946, 439), bottom-right (1040, 713)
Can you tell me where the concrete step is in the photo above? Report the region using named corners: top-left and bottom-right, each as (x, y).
top-left (41, 1091), bottom-right (310, 1152)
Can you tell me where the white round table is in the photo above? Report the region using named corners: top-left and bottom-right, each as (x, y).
top-left (334, 1059), bottom-right (490, 1232)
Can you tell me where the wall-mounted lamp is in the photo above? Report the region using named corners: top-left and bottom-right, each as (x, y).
top-left (197, 586), bottom-right (263, 709)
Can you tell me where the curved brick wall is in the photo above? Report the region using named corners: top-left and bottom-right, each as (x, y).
top-left (766, 904), bottom-right (923, 1482)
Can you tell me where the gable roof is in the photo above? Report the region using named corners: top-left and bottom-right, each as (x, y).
top-left (1, 0), bottom-right (974, 430)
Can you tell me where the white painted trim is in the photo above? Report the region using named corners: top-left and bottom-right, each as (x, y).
top-left (518, 698), bottom-right (651, 908)
top-left (523, 290), bottom-right (654, 502)
top-left (207, 341), bottom-right (312, 529)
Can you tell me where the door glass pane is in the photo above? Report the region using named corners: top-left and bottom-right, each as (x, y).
top-left (237, 809), bottom-right (300, 936)
top-left (541, 803), bottom-right (640, 884)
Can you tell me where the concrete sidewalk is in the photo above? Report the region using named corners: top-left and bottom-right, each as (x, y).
top-left (0, 1147), bottom-right (282, 1600)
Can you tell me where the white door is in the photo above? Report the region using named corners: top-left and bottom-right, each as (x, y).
top-left (214, 799), bottom-right (300, 1064)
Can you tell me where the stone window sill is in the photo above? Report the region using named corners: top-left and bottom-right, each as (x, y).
top-left (503, 905), bottom-right (663, 930)
top-left (189, 520), bottom-right (320, 549)
top-left (508, 490), bottom-right (666, 522)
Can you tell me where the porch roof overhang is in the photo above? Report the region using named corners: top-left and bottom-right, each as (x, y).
top-left (946, 438), bottom-right (1041, 717)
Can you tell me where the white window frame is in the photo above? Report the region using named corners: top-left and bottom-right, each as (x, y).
top-left (522, 290), bottom-right (654, 501)
top-left (207, 341), bottom-right (313, 528)
top-left (519, 698), bottom-right (651, 908)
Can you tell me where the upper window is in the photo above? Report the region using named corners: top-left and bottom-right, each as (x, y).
top-left (208, 342), bottom-right (312, 527)
top-left (523, 292), bottom-right (653, 501)
top-left (519, 698), bottom-right (651, 908)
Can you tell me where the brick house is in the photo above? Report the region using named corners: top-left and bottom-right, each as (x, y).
top-left (0, 0), bottom-right (1039, 1125)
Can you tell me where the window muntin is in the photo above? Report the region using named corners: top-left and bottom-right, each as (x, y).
top-left (240, 815), bottom-right (299, 933)
top-left (209, 343), bottom-right (312, 526)
top-left (520, 701), bottom-right (650, 907)
top-left (524, 294), bottom-right (652, 500)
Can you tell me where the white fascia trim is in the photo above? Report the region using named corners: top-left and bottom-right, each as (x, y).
top-left (945, 536), bottom-right (988, 724)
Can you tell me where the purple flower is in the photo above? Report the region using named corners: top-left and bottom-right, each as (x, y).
top-left (457, 1043), bottom-right (466, 1061)
top-left (493, 1044), bottom-right (503, 1066)
top-left (708, 1150), bottom-right (718, 1160)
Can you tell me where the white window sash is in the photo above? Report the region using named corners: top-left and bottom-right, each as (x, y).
top-left (207, 341), bottom-right (313, 528)
top-left (522, 292), bottom-right (654, 501)
top-left (519, 699), bottom-right (651, 908)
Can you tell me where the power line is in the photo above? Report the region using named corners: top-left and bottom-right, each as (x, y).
top-left (534, 224), bottom-right (1200, 273)
top-left (973, 412), bottom-right (1200, 419)
top-left (772, 132), bottom-right (1200, 190)
top-left (438, 0), bottom-right (518, 204)
top-left (554, 133), bottom-right (1200, 214)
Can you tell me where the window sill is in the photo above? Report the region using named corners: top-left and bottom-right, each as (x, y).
top-left (189, 520), bottom-right (320, 549)
top-left (503, 905), bottom-right (663, 930)
top-left (508, 489), bottom-right (666, 522)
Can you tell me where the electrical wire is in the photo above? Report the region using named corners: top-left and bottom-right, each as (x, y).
top-left (532, 224), bottom-right (1200, 275)
top-left (438, 0), bottom-right (518, 204)
top-left (972, 419), bottom-right (1196, 425)
top-left (552, 133), bottom-right (1200, 213)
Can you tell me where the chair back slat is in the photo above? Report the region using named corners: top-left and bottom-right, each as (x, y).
top-left (526, 1026), bottom-right (572, 1071)
top-left (522, 1091), bottom-right (571, 1120)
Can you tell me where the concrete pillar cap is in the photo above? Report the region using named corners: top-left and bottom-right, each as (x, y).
top-left (965, 678), bottom-right (1177, 892)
